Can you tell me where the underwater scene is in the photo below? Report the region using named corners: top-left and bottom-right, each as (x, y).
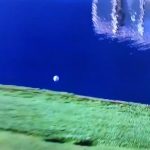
top-left (1, 0), bottom-right (150, 150)
top-left (0, 0), bottom-right (150, 103)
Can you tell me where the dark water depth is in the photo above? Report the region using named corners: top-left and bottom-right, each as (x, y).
top-left (0, 0), bottom-right (150, 104)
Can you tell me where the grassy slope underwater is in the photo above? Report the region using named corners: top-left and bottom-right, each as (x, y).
top-left (0, 85), bottom-right (150, 150)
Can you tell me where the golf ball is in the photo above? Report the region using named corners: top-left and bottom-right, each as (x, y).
top-left (53, 75), bottom-right (59, 82)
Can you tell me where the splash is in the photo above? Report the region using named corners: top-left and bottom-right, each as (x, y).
top-left (92, 0), bottom-right (150, 50)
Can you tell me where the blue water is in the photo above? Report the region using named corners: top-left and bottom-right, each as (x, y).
top-left (0, 0), bottom-right (150, 103)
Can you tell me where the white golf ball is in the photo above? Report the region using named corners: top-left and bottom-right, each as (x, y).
top-left (53, 75), bottom-right (59, 82)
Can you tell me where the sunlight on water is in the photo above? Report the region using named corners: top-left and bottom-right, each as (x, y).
top-left (92, 0), bottom-right (150, 50)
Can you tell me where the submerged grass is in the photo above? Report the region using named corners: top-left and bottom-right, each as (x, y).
top-left (0, 131), bottom-right (134, 150)
top-left (0, 85), bottom-right (150, 149)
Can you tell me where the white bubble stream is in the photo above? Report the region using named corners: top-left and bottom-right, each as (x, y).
top-left (92, 0), bottom-right (150, 50)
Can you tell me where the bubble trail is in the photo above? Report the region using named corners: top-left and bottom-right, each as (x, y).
top-left (92, 0), bottom-right (149, 50)
top-left (138, 0), bottom-right (145, 36)
top-left (111, 0), bottom-right (118, 34)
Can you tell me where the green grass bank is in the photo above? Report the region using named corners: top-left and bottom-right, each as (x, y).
top-left (0, 85), bottom-right (150, 150)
